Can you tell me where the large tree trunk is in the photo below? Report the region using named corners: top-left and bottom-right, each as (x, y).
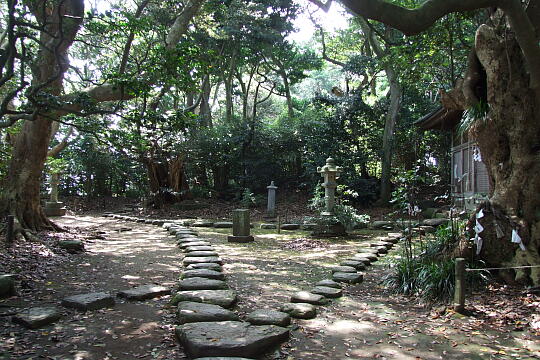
top-left (144, 155), bottom-right (191, 208)
top-left (445, 25), bottom-right (540, 285)
top-left (1, 0), bottom-right (84, 232)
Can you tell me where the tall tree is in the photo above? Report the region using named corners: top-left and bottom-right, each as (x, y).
top-left (329, 0), bottom-right (540, 284)
top-left (0, 0), bottom-right (205, 232)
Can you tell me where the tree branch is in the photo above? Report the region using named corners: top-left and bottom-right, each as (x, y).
top-left (339, 0), bottom-right (498, 36)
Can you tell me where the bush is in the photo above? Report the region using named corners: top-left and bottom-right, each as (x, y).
top-left (384, 222), bottom-right (488, 302)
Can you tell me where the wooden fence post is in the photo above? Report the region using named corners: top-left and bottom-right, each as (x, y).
top-left (6, 215), bottom-right (14, 246)
top-left (454, 257), bottom-right (466, 313)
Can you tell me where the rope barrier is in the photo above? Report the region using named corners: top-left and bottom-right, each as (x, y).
top-left (465, 265), bottom-right (540, 272)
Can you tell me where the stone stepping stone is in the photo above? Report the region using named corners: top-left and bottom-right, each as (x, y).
top-left (260, 224), bottom-right (277, 229)
top-left (176, 233), bottom-right (199, 239)
top-left (178, 277), bottom-right (228, 291)
top-left (152, 220), bottom-right (163, 225)
top-left (192, 221), bottom-right (215, 227)
top-left (186, 246), bottom-right (215, 252)
top-left (246, 309), bottom-right (291, 327)
top-left (315, 279), bottom-right (341, 289)
top-left (177, 238), bottom-right (203, 245)
top-left (290, 291), bottom-right (328, 305)
top-left (61, 292), bottom-right (115, 311)
top-left (179, 242), bottom-right (211, 249)
top-left (280, 224), bottom-right (300, 230)
top-left (182, 269), bottom-right (225, 281)
top-left (340, 260), bottom-right (366, 270)
top-left (177, 301), bottom-right (239, 324)
top-left (171, 290), bottom-right (237, 308)
top-left (58, 240), bottom-right (84, 253)
top-left (310, 286), bottom-right (343, 299)
top-left (176, 321), bottom-right (289, 358)
top-left (353, 253), bottom-right (378, 262)
top-left (214, 222), bottom-right (233, 228)
top-left (280, 303), bottom-right (316, 319)
top-left (12, 307), bottom-right (61, 329)
top-left (186, 263), bottom-right (223, 272)
top-left (183, 257), bottom-right (223, 266)
top-left (185, 251), bottom-right (219, 257)
top-left (332, 272), bottom-right (363, 284)
top-left (331, 265), bottom-right (357, 273)
top-left (117, 284), bottom-right (170, 300)
top-left (375, 246), bottom-right (388, 254)
top-left (163, 222), bottom-right (174, 229)
top-left (370, 241), bottom-right (393, 249)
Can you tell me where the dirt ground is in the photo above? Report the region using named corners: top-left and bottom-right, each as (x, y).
top-left (1, 214), bottom-right (539, 360)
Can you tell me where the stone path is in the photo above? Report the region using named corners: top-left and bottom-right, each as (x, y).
top-left (3, 214), bottom-right (539, 360)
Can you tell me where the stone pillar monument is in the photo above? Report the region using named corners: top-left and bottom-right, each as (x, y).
top-left (265, 181), bottom-right (277, 219)
top-left (317, 158), bottom-right (342, 216)
top-left (313, 158), bottom-right (346, 237)
top-left (228, 209), bottom-right (254, 243)
top-left (44, 173), bottom-right (66, 217)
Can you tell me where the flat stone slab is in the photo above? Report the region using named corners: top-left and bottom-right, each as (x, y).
top-left (176, 234), bottom-right (199, 240)
top-left (310, 286), bottom-right (343, 298)
top-left (280, 224), bottom-right (300, 230)
top-left (179, 242), bottom-right (211, 249)
top-left (213, 222), bottom-right (233, 228)
top-left (186, 263), bottom-right (223, 272)
top-left (177, 301), bottom-right (239, 324)
top-left (186, 246), bottom-right (215, 252)
top-left (13, 307), bottom-right (61, 329)
top-left (260, 224), bottom-right (277, 229)
top-left (185, 251), bottom-right (219, 257)
top-left (370, 241), bottom-right (393, 249)
top-left (353, 253), bottom-right (377, 262)
top-left (117, 285), bottom-right (170, 300)
top-left (183, 257), bottom-right (223, 266)
top-left (171, 290), bottom-right (237, 308)
top-left (290, 291), bottom-right (328, 305)
top-left (182, 269), bottom-right (225, 281)
top-left (246, 309), bottom-right (291, 327)
top-left (61, 292), bottom-right (115, 311)
top-left (375, 246), bottom-right (388, 254)
top-left (176, 321), bottom-right (289, 358)
top-left (340, 260), bottom-right (366, 270)
top-left (58, 240), bottom-right (84, 253)
top-left (315, 279), bottom-right (341, 289)
top-left (280, 303), bottom-right (316, 319)
top-left (178, 277), bottom-right (228, 291)
top-left (332, 272), bottom-right (363, 284)
top-left (192, 221), bottom-right (215, 227)
top-left (331, 265), bottom-right (357, 273)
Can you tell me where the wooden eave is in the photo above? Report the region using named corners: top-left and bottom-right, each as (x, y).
top-left (414, 107), bottom-right (464, 131)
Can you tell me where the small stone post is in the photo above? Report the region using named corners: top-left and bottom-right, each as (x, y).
top-left (44, 173), bottom-right (66, 217)
top-left (228, 209), bottom-right (254, 243)
top-left (50, 173), bottom-right (59, 202)
top-left (454, 258), bottom-right (466, 313)
top-left (266, 181), bottom-right (277, 218)
top-left (317, 158), bottom-right (342, 216)
top-left (6, 215), bottom-right (14, 246)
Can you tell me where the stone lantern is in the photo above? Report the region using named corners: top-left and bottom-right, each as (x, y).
top-left (317, 158), bottom-right (342, 216)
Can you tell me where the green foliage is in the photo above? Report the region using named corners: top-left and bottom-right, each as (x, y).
top-left (384, 221), bottom-right (488, 301)
top-left (239, 188), bottom-right (256, 208)
top-left (308, 182), bottom-right (370, 230)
